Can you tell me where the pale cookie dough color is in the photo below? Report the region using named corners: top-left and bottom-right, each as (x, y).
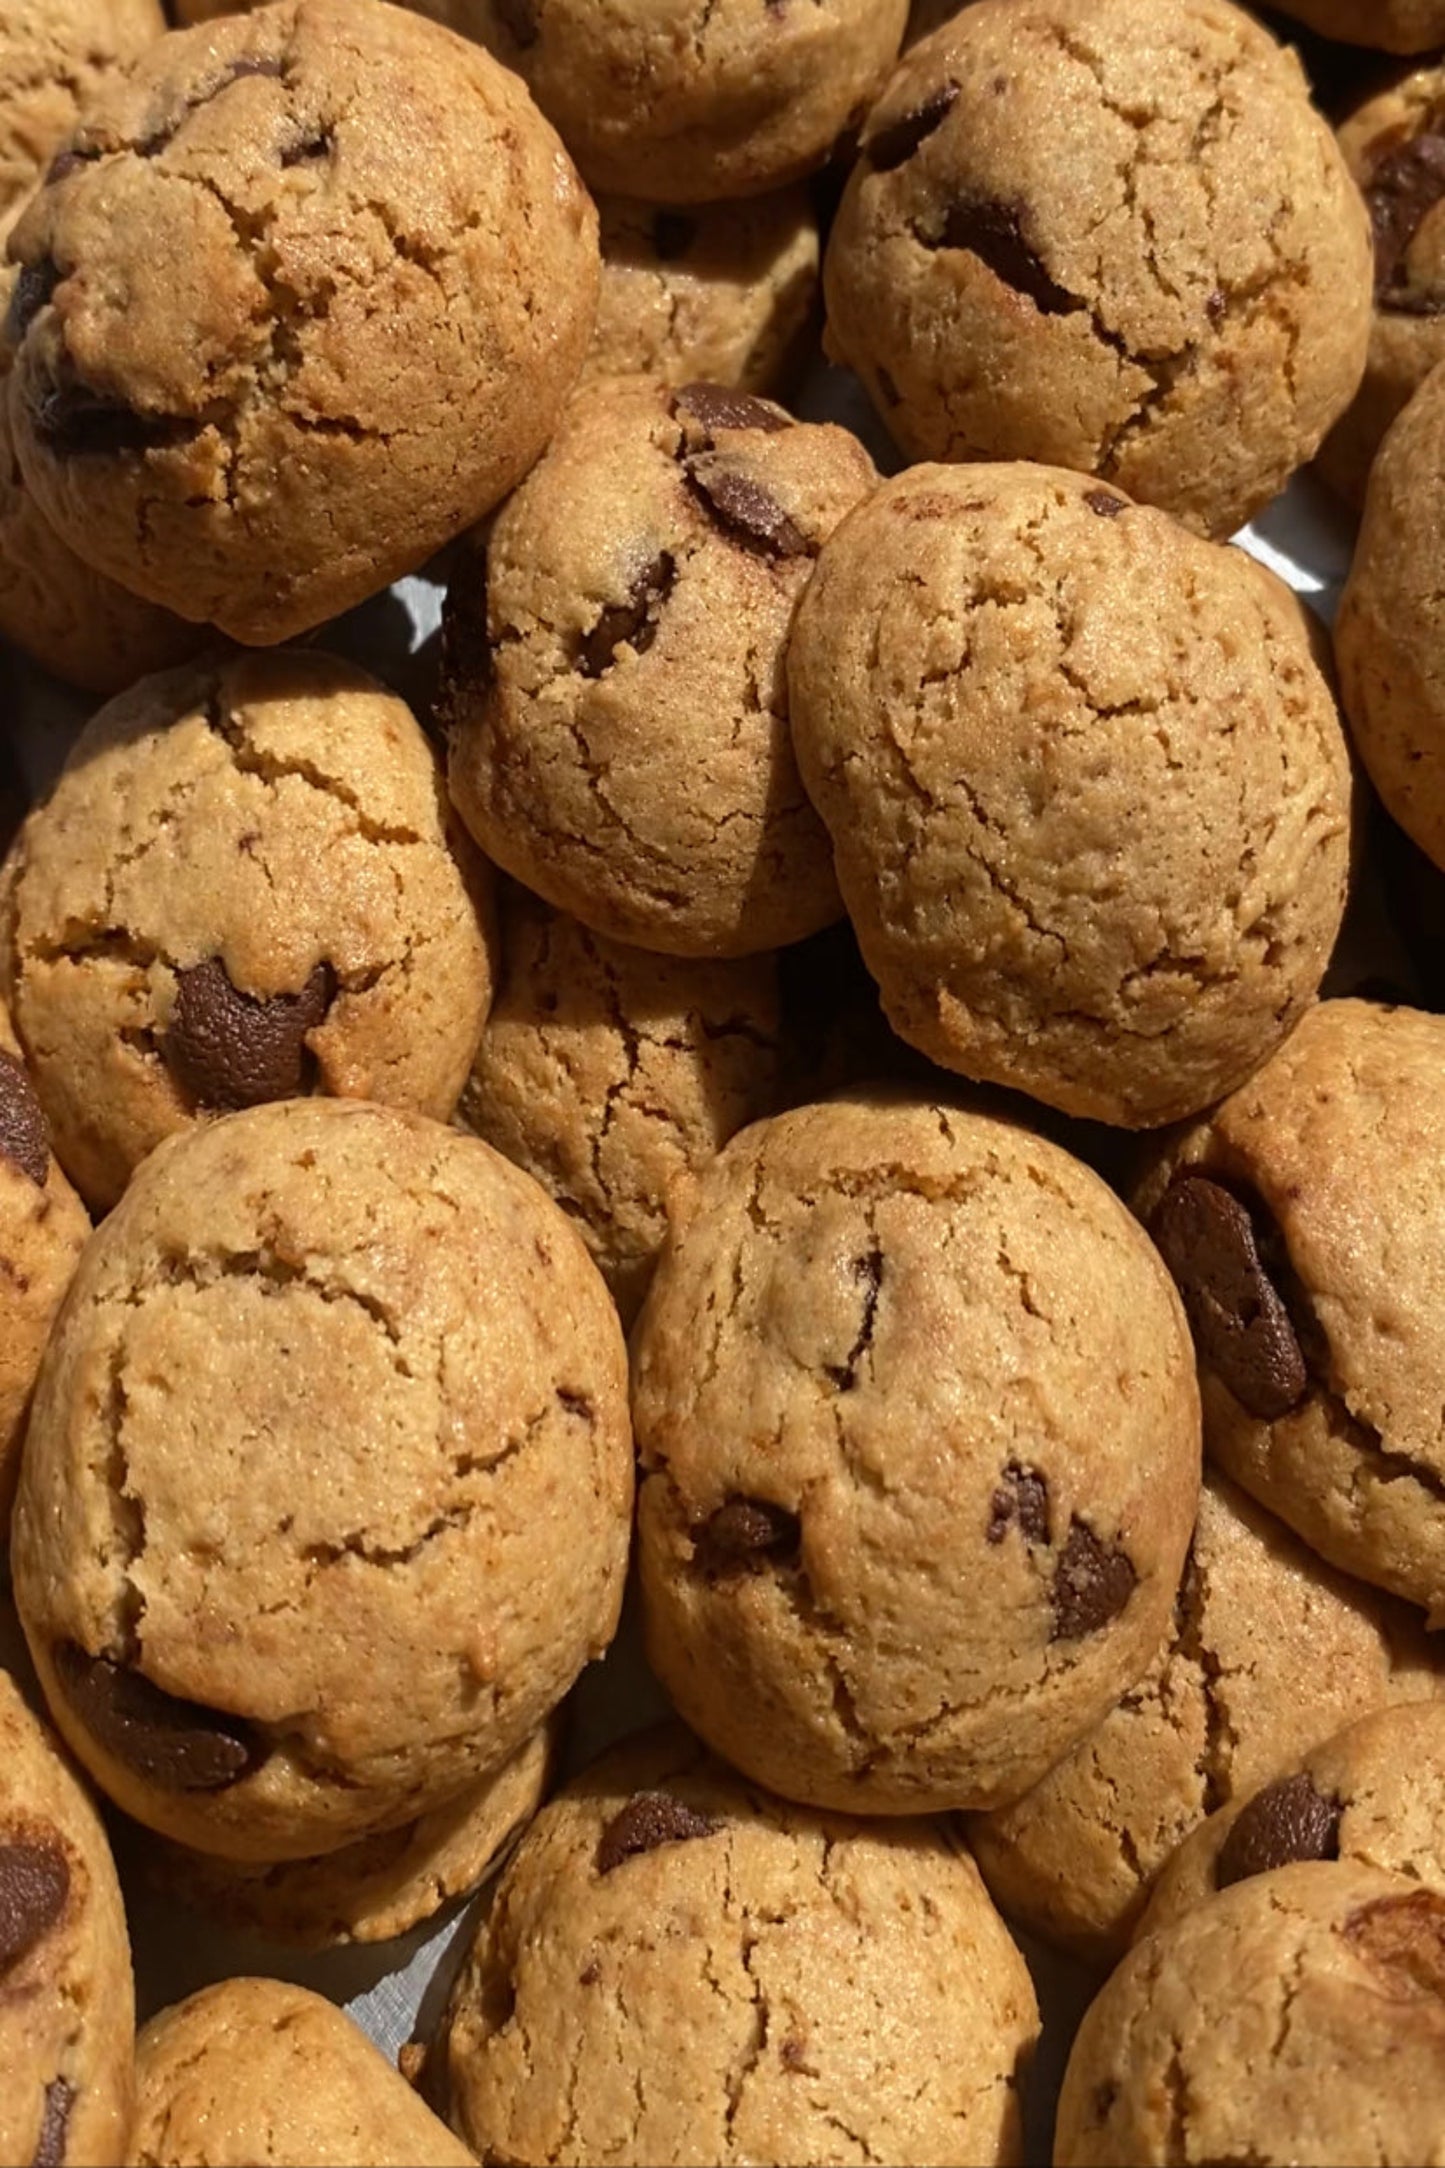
top-left (0, 1667), bottom-right (135, 2168)
top-left (788, 463), bottom-right (1352, 1128)
top-left (1139, 1700), bottom-right (1445, 1942)
top-left (456, 884), bottom-right (780, 1327)
top-left (0, 1001), bottom-right (88, 1532)
top-left (635, 1095), bottom-right (1200, 1815)
top-left (445, 376), bottom-right (876, 958)
top-left (1266, 0), bottom-right (1445, 52)
top-left (967, 1469), bottom-right (1445, 1962)
top-left (11, 1098), bottom-right (634, 1861)
top-left (823, 0), bottom-right (1372, 538)
top-left (4, 0), bottom-right (599, 644)
top-left (1, 648), bottom-right (494, 1212)
top-left (130, 1977), bottom-right (473, 2167)
top-left (0, 0), bottom-right (163, 219)
top-left (1056, 1862), bottom-right (1445, 2166)
top-left (439, 1723), bottom-right (1038, 2168)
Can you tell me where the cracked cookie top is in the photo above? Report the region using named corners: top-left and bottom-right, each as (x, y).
top-left (10, 1096), bottom-right (634, 1860)
top-left (633, 1094), bottom-right (1201, 1816)
top-left (444, 374), bottom-right (878, 959)
top-left (0, 0), bottom-right (164, 220)
top-left (1138, 999), bottom-right (1445, 1626)
top-left (822, 0), bottom-right (1372, 537)
top-left (3, 0), bottom-right (599, 644)
top-left (788, 461), bottom-right (1353, 1129)
top-left (0, 648), bottom-right (496, 1213)
top-left (439, 1720), bottom-right (1038, 2168)
top-left (967, 1467), bottom-right (1445, 1963)
top-left (1056, 1859), bottom-right (1445, 2166)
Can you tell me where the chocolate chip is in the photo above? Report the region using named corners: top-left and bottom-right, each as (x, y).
top-left (1150, 1174), bottom-right (1308, 1421)
top-left (579, 553), bottom-right (676, 677)
top-left (687, 464), bottom-right (809, 558)
top-left (1084, 488), bottom-right (1127, 518)
top-left (595, 1792), bottom-right (717, 1874)
top-left (6, 259), bottom-right (61, 343)
top-left (0, 1050), bottom-right (49, 1188)
top-left (875, 364), bottom-right (901, 407)
top-left (825, 1246), bottom-right (883, 1391)
top-left (45, 147), bottom-right (96, 183)
top-left (1367, 131), bottom-right (1445, 301)
top-left (697, 1495), bottom-right (801, 1573)
top-left (1205, 288), bottom-right (1227, 325)
top-left (52, 1644), bottom-right (261, 1792)
top-left (493, 0), bottom-right (539, 46)
top-left (1050, 1520), bottom-right (1136, 1640)
top-left (1345, 1889), bottom-right (1445, 1998)
top-left (279, 127), bottom-right (333, 167)
top-left (934, 197), bottom-right (1078, 316)
top-left (0, 1843), bottom-right (69, 1972)
top-left (165, 956), bottom-right (334, 1111)
top-left (652, 211), bottom-right (697, 261)
top-left (30, 2077), bottom-right (74, 2168)
top-left (987, 1463), bottom-right (1051, 1546)
top-left (865, 82), bottom-right (959, 171)
top-left (1215, 1773), bottom-right (1341, 1889)
top-left (34, 379), bottom-right (197, 459)
top-left (675, 382), bottom-right (791, 436)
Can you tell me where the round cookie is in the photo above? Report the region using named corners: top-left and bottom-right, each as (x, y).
top-left (0, 1666), bottom-right (134, 2168)
top-left (456, 883), bottom-right (780, 1327)
top-left (4, 0), bottom-right (599, 645)
top-left (788, 462), bottom-right (1352, 1129)
top-left (966, 1469), bottom-right (1445, 1963)
top-left (0, 0), bottom-right (164, 220)
top-left (10, 1097), bottom-right (634, 1861)
top-left (444, 375), bottom-right (877, 958)
top-left (1141, 1000), bottom-right (1445, 1625)
top-left (144, 1718), bottom-right (559, 1948)
top-left (1139, 1700), bottom-right (1445, 1943)
top-left (1265, 0), bottom-right (1445, 53)
top-left (1, 647), bottom-right (495, 1212)
top-left (1055, 1861), bottom-right (1445, 2166)
top-left (0, 1002), bottom-right (89, 1532)
top-left (584, 190), bottom-right (820, 397)
top-left (823, 0), bottom-right (1373, 539)
top-left (130, 1977), bottom-right (473, 2167)
top-left (634, 1094), bottom-right (1201, 1816)
top-left (438, 1722), bottom-right (1038, 2168)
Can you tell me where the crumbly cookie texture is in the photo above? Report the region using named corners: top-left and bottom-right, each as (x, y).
top-left (11, 1098), bottom-right (634, 1861)
top-left (1, 648), bottom-right (495, 1213)
top-left (1138, 1000), bottom-right (1445, 1626)
top-left (1265, 0), bottom-right (1445, 53)
top-left (1139, 1700), bottom-right (1445, 1943)
top-left (439, 1723), bottom-right (1038, 2168)
top-left (0, 1667), bottom-right (135, 2168)
top-left (584, 191), bottom-right (820, 397)
top-left (445, 375), bottom-right (877, 958)
top-left (0, 1001), bottom-right (89, 1533)
top-left (0, 0), bottom-right (164, 219)
top-left (1056, 1860), bottom-right (1445, 2166)
top-left (130, 1977), bottom-right (473, 2167)
top-left (456, 884), bottom-right (780, 1327)
top-left (823, 0), bottom-right (1372, 538)
top-left (967, 1469), bottom-right (1445, 1962)
top-left (634, 1095), bottom-right (1200, 1816)
top-left (5, 0), bottom-right (599, 645)
top-left (788, 462), bottom-right (1352, 1129)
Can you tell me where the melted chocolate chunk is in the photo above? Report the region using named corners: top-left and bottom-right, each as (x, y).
top-left (34, 380), bottom-right (197, 460)
top-left (0, 1842), bottom-right (69, 1973)
top-left (579, 553), bottom-right (676, 676)
top-left (687, 464), bottom-right (809, 557)
top-left (0, 1050), bottom-right (49, 1187)
top-left (987, 1463), bottom-right (1051, 1546)
top-left (1050, 1521), bottom-right (1136, 1640)
top-left (165, 956), bottom-right (334, 1110)
top-left (696, 1496), bottom-right (801, 1573)
top-left (935, 197), bottom-right (1078, 316)
top-left (596, 1792), bottom-right (717, 1874)
top-left (1215, 1773), bottom-right (1341, 1889)
top-left (675, 382), bottom-right (791, 436)
top-left (1084, 488), bottom-right (1127, 518)
top-left (652, 211), bottom-right (697, 261)
top-left (493, 0), bottom-right (540, 47)
top-left (1345, 1889), bottom-right (1445, 1998)
top-left (825, 1246), bottom-right (883, 1391)
top-left (865, 82), bottom-right (959, 171)
top-left (1367, 130), bottom-right (1445, 302)
top-left (52, 1644), bottom-right (261, 1792)
top-left (1150, 1174), bottom-right (1308, 1420)
top-left (6, 259), bottom-right (61, 342)
top-left (31, 2077), bottom-right (74, 2168)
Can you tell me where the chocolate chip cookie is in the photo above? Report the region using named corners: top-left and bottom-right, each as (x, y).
top-left (966, 1468), bottom-right (1445, 1962)
top-left (437, 1722), bottom-right (1039, 2168)
top-left (10, 1097), bottom-right (634, 1861)
top-left (788, 462), bottom-right (1352, 1129)
top-left (5, 0), bottom-right (599, 644)
top-left (1056, 1862), bottom-right (1445, 2166)
top-left (0, 1666), bottom-right (134, 2168)
top-left (824, 0), bottom-right (1373, 538)
top-left (131, 1977), bottom-right (473, 2167)
top-left (1265, 0), bottom-right (1445, 53)
top-left (1, 648), bottom-right (495, 1212)
top-left (456, 883), bottom-right (780, 1327)
top-left (1141, 999), bottom-right (1445, 1625)
top-left (1, 0), bottom-right (163, 220)
top-left (445, 375), bottom-right (877, 958)
top-left (634, 1093), bottom-right (1201, 1816)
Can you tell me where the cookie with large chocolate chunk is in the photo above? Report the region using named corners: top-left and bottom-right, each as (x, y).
top-left (439, 1722), bottom-right (1039, 2168)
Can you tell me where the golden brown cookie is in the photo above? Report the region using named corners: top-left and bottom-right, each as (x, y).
top-left (0, 0), bottom-right (164, 220)
top-left (1266, 0), bottom-right (1445, 53)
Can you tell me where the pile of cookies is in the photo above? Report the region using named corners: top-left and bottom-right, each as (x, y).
top-left (3, 0), bottom-right (1445, 2161)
